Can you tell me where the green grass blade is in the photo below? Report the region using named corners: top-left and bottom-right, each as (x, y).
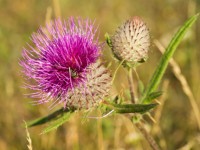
top-left (142, 13), bottom-right (199, 103)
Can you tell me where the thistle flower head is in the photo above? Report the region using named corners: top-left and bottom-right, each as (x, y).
top-left (20, 17), bottom-right (110, 109)
top-left (64, 61), bottom-right (111, 109)
top-left (111, 16), bottom-right (150, 65)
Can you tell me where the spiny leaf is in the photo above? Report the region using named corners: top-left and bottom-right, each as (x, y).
top-left (144, 91), bottom-right (163, 102)
top-left (27, 108), bottom-right (71, 127)
top-left (114, 103), bottom-right (158, 114)
top-left (41, 111), bottom-right (72, 134)
top-left (142, 13), bottom-right (199, 103)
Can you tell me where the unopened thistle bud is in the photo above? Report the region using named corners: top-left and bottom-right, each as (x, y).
top-left (111, 16), bottom-right (150, 66)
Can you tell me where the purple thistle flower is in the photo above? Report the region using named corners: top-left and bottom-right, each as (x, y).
top-left (20, 17), bottom-right (106, 109)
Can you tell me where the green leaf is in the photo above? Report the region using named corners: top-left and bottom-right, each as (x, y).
top-left (142, 13), bottom-right (199, 103)
top-left (41, 111), bottom-right (72, 134)
top-left (27, 108), bottom-right (72, 127)
top-left (144, 91), bottom-right (163, 102)
top-left (114, 103), bottom-right (158, 114)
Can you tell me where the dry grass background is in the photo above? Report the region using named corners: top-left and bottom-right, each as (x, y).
top-left (0, 0), bottom-right (200, 149)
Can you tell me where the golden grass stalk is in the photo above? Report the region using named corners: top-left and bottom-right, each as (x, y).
top-left (24, 121), bottom-right (33, 150)
top-left (154, 39), bottom-right (200, 130)
top-left (152, 80), bottom-right (169, 132)
top-left (52, 0), bottom-right (61, 18)
top-left (178, 134), bottom-right (200, 150)
top-left (97, 111), bottom-right (104, 150)
top-left (151, 80), bottom-right (169, 149)
top-left (45, 6), bottom-right (52, 24)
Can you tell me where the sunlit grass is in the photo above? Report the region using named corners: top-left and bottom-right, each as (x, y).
top-left (0, 0), bottom-right (200, 150)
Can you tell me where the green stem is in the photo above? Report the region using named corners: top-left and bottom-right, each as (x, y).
top-left (128, 68), bottom-right (135, 103)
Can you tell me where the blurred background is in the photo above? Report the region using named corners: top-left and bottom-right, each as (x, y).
top-left (0, 0), bottom-right (200, 149)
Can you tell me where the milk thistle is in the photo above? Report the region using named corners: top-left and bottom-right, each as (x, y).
top-left (20, 17), bottom-right (111, 109)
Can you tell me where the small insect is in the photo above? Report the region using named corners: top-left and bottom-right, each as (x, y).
top-left (70, 68), bottom-right (78, 78)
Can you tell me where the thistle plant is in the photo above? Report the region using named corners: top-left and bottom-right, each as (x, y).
top-left (21, 14), bottom-right (199, 150)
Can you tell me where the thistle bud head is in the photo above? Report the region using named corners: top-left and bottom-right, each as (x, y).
top-left (111, 16), bottom-right (150, 66)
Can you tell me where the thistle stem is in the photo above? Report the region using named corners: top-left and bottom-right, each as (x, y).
top-left (128, 68), bottom-right (135, 103)
top-left (127, 68), bottom-right (160, 149)
top-left (135, 122), bottom-right (160, 150)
